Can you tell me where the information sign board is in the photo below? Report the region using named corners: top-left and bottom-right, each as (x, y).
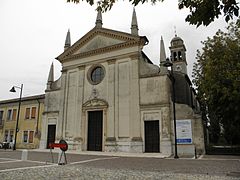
top-left (176, 119), bottom-right (192, 144)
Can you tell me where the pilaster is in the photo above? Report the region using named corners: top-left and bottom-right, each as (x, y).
top-left (57, 70), bottom-right (67, 139)
top-left (107, 59), bottom-right (116, 139)
top-left (130, 55), bottom-right (141, 138)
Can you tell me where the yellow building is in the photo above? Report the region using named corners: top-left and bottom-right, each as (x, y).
top-left (0, 94), bottom-right (45, 149)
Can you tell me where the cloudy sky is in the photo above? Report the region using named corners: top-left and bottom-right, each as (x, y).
top-left (0, 0), bottom-right (231, 100)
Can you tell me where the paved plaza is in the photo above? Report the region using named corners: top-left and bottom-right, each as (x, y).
top-left (0, 149), bottom-right (239, 179)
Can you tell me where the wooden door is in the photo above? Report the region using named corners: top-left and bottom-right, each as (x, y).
top-left (47, 125), bottom-right (56, 149)
top-left (87, 111), bottom-right (103, 151)
top-left (144, 120), bottom-right (160, 152)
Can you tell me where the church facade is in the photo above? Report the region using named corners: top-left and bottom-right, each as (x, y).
top-left (40, 9), bottom-right (205, 156)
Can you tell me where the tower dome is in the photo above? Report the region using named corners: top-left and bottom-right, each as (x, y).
top-left (170, 35), bottom-right (184, 47)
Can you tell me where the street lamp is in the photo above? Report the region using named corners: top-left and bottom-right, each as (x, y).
top-left (162, 58), bottom-right (179, 159)
top-left (10, 84), bottom-right (23, 150)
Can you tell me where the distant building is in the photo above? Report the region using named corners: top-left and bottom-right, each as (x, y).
top-left (39, 9), bottom-right (205, 156)
top-left (0, 95), bottom-right (44, 149)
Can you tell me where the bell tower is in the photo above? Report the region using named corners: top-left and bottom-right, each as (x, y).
top-left (169, 35), bottom-right (187, 74)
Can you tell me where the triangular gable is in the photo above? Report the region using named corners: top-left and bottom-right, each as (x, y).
top-left (56, 27), bottom-right (148, 62)
top-left (74, 35), bottom-right (124, 54)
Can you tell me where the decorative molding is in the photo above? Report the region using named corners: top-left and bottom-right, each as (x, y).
top-left (107, 59), bottom-right (116, 65)
top-left (131, 137), bottom-right (143, 142)
top-left (60, 41), bottom-right (140, 63)
top-left (78, 65), bottom-right (86, 70)
top-left (87, 64), bottom-right (105, 85)
top-left (129, 53), bottom-right (140, 60)
top-left (42, 110), bottom-right (59, 115)
top-left (73, 137), bottom-right (83, 142)
top-left (61, 69), bottom-right (67, 73)
top-left (90, 88), bottom-right (99, 99)
top-left (45, 88), bottom-right (60, 93)
top-left (139, 73), bottom-right (161, 78)
top-left (82, 98), bottom-right (108, 110)
top-left (106, 137), bottom-right (116, 142)
top-left (57, 28), bottom-right (147, 63)
top-left (140, 103), bottom-right (170, 110)
top-left (58, 28), bottom-right (139, 60)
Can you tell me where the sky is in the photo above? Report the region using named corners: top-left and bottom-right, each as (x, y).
top-left (0, 0), bottom-right (232, 100)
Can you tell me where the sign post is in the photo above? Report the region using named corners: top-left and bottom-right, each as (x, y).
top-left (49, 139), bottom-right (68, 165)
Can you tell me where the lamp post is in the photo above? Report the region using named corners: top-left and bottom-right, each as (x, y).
top-left (162, 58), bottom-right (179, 159)
top-left (10, 84), bottom-right (23, 150)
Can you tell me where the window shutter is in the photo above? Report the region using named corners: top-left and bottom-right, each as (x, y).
top-left (31, 107), bottom-right (36, 119)
top-left (12, 109), bottom-right (17, 121)
top-left (29, 131), bottom-right (34, 143)
top-left (25, 108), bottom-right (30, 119)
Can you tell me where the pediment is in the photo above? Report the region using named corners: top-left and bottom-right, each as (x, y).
top-left (74, 35), bottom-right (124, 54)
top-left (56, 28), bottom-right (148, 62)
top-left (82, 98), bottom-right (108, 110)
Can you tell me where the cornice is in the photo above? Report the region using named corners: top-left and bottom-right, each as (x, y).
top-left (45, 88), bottom-right (60, 93)
top-left (140, 103), bottom-right (170, 110)
top-left (42, 110), bottom-right (59, 115)
top-left (78, 65), bottom-right (86, 70)
top-left (61, 51), bottom-right (138, 71)
top-left (60, 40), bottom-right (142, 63)
top-left (107, 59), bottom-right (116, 65)
top-left (139, 73), bottom-right (161, 78)
top-left (129, 53), bottom-right (140, 60)
top-left (57, 28), bottom-right (147, 63)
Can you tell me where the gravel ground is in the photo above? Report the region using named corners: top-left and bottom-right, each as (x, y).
top-left (0, 164), bottom-right (238, 180)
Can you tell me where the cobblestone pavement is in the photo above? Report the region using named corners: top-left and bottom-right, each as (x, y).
top-left (0, 163), bottom-right (239, 180)
top-left (0, 150), bottom-right (239, 179)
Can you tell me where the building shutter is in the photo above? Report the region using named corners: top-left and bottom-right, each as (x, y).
top-left (25, 108), bottom-right (30, 119)
top-left (31, 107), bottom-right (36, 119)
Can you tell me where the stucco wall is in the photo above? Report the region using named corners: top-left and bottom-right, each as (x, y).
top-left (140, 75), bottom-right (170, 105)
top-left (175, 103), bottom-right (205, 155)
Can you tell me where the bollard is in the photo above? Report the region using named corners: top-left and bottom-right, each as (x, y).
top-left (21, 149), bottom-right (28, 161)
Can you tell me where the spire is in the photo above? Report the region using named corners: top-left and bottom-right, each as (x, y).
top-left (160, 36), bottom-right (168, 74)
top-left (95, 8), bottom-right (103, 28)
top-left (47, 62), bottom-right (54, 91)
top-left (64, 29), bottom-right (71, 51)
top-left (174, 26), bottom-right (177, 37)
top-left (131, 8), bottom-right (139, 36)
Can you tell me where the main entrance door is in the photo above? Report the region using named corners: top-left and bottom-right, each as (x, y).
top-left (144, 120), bottom-right (160, 152)
top-left (87, 111), bottom-right (103, 151)
top-left (46, 124), bottom-right (56, 149)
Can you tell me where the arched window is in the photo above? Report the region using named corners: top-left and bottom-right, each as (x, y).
top-left (173, 52), bottom-right (177, 61)
top-left (178, 51), bottom-right (182, 60)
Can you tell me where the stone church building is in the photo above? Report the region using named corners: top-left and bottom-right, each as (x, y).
top-left (40, 9), bottom-right (205, 156)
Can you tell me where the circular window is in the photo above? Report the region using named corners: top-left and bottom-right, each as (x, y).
top-left (89, 66), bottom-right (105, 84)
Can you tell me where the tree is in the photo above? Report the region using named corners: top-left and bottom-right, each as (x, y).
top-left (67, 0), bottom-right (239, 27)
top-left (192, 19), bottom-right (240, 145)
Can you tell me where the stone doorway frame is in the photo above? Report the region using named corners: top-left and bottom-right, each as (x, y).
top-left (82, 98), bottom-right (108, 151)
